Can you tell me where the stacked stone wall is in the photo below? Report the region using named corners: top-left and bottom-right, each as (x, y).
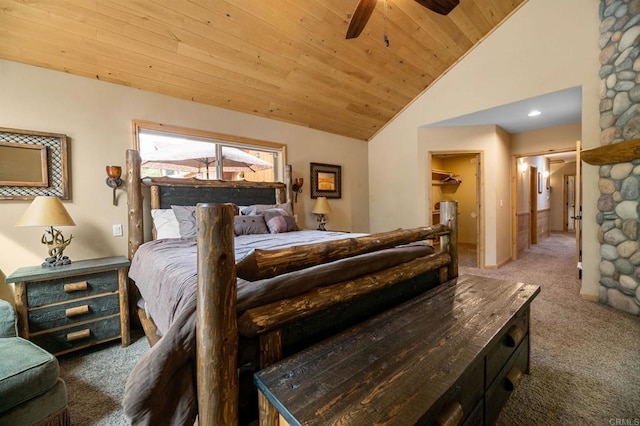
top-left (597, 0), bottom-right (640, 315)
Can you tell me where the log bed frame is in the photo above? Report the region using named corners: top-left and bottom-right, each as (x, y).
top-left (125, 149), bottom-right (459, 425)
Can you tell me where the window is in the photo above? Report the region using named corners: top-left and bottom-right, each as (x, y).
top-left (133, 121), bottom-right (286, 183)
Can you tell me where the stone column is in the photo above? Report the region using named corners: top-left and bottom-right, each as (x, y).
top-left (596, 0), bottom-right (640, 315)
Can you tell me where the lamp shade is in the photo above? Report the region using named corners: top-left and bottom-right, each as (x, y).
top-left (311, 197), bottom-right (332, 215)
top-left (15, 196), bottom-right (76, 227)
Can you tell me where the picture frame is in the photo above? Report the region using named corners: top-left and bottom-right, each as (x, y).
top-left (310, 162), bottom-right (342, 199)
top-left (0, 127), bottom-right (70, 200)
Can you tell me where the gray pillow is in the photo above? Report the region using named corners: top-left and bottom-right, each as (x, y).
top-left (234, 215), bottom-right (269, 235)
top-left (241, 203), bottom-right (293, 217)
top-left (262, 208), bottom-right (298, 233)
top-left (171, 205), bottom-right (196, 238)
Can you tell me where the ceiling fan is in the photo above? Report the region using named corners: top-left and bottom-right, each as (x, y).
top-left (346, 0), bottom-right (460, 39)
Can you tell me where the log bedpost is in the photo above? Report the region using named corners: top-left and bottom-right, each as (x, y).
top-left (282, 164), bottom-right (292, 205)
top-left (196, 203), bottom-right (239, 426)
top-left (440, 201), bottom-right (458, 279)
top-left (126, 149), bottom-right (143, 261)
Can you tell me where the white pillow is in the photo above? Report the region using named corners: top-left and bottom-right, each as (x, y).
top-left (151, 209), bottom-right (181, 239)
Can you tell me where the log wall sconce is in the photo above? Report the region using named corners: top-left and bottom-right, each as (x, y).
top-left (106, 165), bottom-right (123, 206)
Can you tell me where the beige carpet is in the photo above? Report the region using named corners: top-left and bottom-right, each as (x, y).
top-left (58, 233), bottom-right (640, 425)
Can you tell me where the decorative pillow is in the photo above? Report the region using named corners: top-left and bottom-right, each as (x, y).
top-left (241, 203), bottom-right (293, 217)
top-left (234, 215), bottom-right (269, 236)
top-left (151, 209), bottom-right (181, 239)
top-left (262, 208), bottom-right (299, 234)
top-left (171, 205), bottom-right (197, 238)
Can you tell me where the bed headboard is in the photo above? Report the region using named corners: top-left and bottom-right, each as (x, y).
top-left (145, 177), bottom-right (287, 209)
top-left (126, 149), bottom-right (292, 260)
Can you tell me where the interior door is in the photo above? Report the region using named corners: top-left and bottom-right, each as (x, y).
top-left (530, 166), bottom-right (538, 245)
top-left (575, 140), bottom-right (582, 278)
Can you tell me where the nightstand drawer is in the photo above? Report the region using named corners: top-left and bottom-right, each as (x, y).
top-left (30, 315), bottom-right (122, 355)
top-left (28, 293), bottom-right (120, 333)
top-left (26, 270), bottom-right (118, 306)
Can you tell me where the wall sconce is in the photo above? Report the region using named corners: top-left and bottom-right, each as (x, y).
top-left (311, 196), bottom-right (331, 231)
top-left (106, 165), bottom-right (123, 206)
top-left (292, 177), bottom-right (304, 203)
top-left (518, 161), bottom-right (527, 173)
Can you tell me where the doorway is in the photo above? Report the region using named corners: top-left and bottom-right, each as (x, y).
top-left (511, 149), bottom-right (580, 266)
top-left (430, 152), bottom-right (482, 268)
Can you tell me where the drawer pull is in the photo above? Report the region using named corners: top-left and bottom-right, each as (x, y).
top-left (65, 305), bottom-right (90, 318)
top-left (435, 401), bottom-right (464, 426)
top-left (505, 367), bottom-right (524, 391)
top-left (64, 281), bottom-right (88, 293)
top-left (66, 329), bottom-right (91, 342)
top-left (505, 324), bottom-right (524, 348)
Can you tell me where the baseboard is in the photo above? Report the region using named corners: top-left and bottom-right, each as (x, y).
top-left (580, 292), bottom-right (599, 302)
top-left (483, 257), bottom-right (512, 269)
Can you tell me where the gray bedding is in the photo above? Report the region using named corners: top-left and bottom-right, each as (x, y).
top-left (124, 230), bottom-right (435, 425)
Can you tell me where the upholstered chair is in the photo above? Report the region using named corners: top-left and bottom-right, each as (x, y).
top-left (0, 298), bottom-right (71, 425)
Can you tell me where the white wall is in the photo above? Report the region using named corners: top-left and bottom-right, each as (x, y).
top-left (0, 59), bottom-right (368, 297)
top-left (368, 0), bottom-right (600, 296)
top-left (550, 161), bottom-right (577, 231)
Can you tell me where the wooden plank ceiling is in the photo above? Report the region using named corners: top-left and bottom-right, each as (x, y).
top-left (0, 0), bottom-right (525, 141)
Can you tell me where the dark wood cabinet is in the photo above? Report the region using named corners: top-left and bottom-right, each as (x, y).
top-left (255, 275), bottom-right (539, 426)
top-left (6, 256), bottom-right (130, 355)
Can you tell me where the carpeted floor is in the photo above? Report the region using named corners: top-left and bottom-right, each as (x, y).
top-left (58, 233), bottom-right (640, 425)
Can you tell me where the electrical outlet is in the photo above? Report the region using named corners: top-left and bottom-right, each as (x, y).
top-left (112, 224), bottom-right (123, 237)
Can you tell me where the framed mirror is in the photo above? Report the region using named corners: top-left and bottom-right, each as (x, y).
top-left (0, 141), bottom-right (48, 187)
top-left (0, 127), bottom-right (69, 200)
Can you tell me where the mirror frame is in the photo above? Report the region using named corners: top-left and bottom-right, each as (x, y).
top-left (0, 127), bottom-right (69, 200)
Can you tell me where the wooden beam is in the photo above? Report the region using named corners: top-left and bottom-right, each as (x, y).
top-left (237, 252), bottom-right (451, 337)
top-left (440, 201), bottom-right (458, 278)
top-left (581, 138), bottom-right (640, 165)
top-left (126, 149), bottom-right (143, 261)
top-left (237, 225), bottom-right (450, 281)
top-left (196, 203), bottom-right (238, 426)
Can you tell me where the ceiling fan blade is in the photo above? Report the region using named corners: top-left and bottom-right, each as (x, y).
top-left (346, 0), bottom-right (377, 39)
top-left (414, 0), bottom-right (460, 15)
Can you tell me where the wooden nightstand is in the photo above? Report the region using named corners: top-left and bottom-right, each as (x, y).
top-left (6, 256), bottom-right (130, 356)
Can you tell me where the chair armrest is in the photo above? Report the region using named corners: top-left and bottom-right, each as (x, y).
top-left (0, 298), bottom-right (17, 338)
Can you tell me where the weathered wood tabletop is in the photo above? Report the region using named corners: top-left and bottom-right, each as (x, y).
top-left (254, 274), bottom-right (540, 426)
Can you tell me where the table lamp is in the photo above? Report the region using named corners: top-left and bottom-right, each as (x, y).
top-left (15, 196), bottom-right (76, 267)
top-left (311, 197), bottom-right (331, 231)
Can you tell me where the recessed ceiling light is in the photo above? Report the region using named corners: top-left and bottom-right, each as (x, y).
top-left (528, 110), bottom-right (542, 117)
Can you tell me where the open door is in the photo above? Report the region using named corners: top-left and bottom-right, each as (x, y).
top-left (575, 140), bottom-right (582, 278)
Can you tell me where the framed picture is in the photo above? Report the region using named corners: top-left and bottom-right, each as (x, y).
top-left (310, 162), bottom-right (342, 199)
top-left (0, 127), bottom-right (70, 200)
top-left (537, 172), bottom-right (543, 194)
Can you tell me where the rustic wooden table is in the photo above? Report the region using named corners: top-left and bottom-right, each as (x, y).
top-left (255, 274), bottom-right (540, 426)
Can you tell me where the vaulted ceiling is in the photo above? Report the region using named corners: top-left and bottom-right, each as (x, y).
top-left (0, 0), bottom-right (526, 141)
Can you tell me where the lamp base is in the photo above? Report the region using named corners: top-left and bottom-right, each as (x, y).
top-left (41, 227), bottom-right (73, 267)
top-left (42, 255), bottom-right (72, 268)
top-left (315, 214), bottom-right (327, 231)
